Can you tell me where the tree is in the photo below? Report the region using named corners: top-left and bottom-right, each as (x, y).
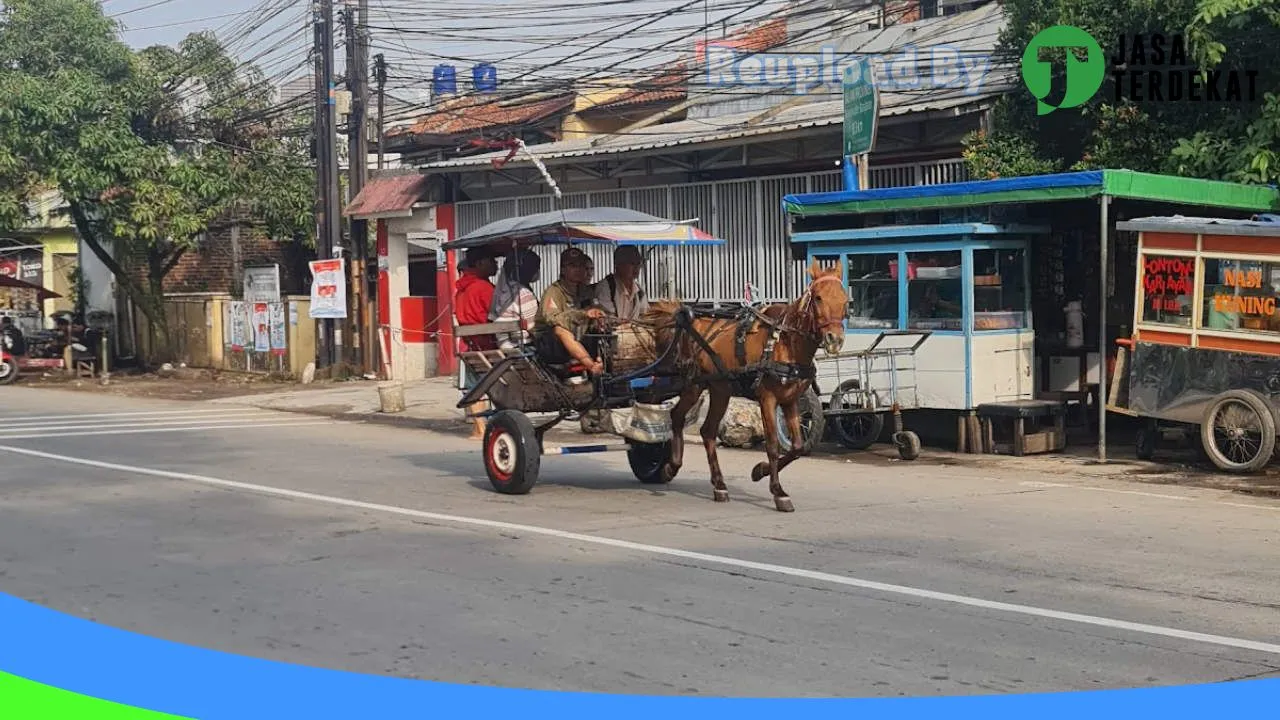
top-left (963, 0), bottom-right (1280, 184)
top-left (0, 0), bottom-right (314, 361)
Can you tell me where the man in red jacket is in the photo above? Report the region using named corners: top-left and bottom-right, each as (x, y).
top-left (454, 247), bottom-right (499, 438)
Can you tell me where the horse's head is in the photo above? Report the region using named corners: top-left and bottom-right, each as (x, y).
top-left (803, 259), bottom-right (847, 357)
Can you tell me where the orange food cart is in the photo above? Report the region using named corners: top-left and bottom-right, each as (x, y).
top-left (1108, 215), bottom-right (1280, 472)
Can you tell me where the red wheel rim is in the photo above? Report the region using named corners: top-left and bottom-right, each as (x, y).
top-left (485, 429), bottom-right (515, 482)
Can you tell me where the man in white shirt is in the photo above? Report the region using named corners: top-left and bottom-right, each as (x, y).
top-left (593, 245), bottom-right (649, 321)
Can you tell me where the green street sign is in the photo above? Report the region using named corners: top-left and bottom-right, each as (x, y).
top-left (842, 58), bottom-right (879, 157)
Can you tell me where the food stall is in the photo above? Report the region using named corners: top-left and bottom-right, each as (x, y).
top-left (790, 220), bottom-right (1042, 411)
top-left (1108, 214), bottom-right (1280, 473)
top-left (784, 169), bottom-right (1280, 460)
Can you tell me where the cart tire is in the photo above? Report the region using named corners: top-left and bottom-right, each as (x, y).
top-left (628, 441), bottom-right (672, 484)
top-left (1135, 420), bottom-right (1158, 461)
top-left (0, 356), bottom-right (17, 385)
top-left (775, 387), bottom-right (825, 454)
top-left (1199, 390), bottom-right (1276, 474)
top-left (894, 431), bottom-right (921, 461)
top-left (828, 379), bottom-right (884, 450)
top-left (483, 410), bottom-right (541, 495)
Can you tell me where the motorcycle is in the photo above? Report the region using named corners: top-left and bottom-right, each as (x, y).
top-left (0, 348), bottom-right (17, 385)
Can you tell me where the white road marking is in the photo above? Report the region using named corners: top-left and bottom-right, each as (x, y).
top-left (0, 409), bottom-right (269, 422)
top-left (0, 421), bottom-right (333, 440)
top-left (1021, 481), bottom-right (1191, 501)
top-left (0, 414), bottom-right (290, 433)
top-left (4, 445), bottom-right (1280, 658)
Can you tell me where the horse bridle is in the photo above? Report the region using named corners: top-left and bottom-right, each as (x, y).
top-left (788, 274), bottom-right (847, 339)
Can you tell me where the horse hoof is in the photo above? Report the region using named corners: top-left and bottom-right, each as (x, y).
top-left (751, 463), bottom-right (768, 482)
top-left (774, 496), bottom-right (795, 513)
top-left (713, 489), bottom-right (731, 503)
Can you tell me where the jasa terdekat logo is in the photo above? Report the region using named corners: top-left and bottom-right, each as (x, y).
top-left (1022, 25), bottom-right (1261, 115)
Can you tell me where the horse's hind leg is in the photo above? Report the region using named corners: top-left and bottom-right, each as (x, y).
top-left (755, 390), bottom-right (793, 512)
top-left (660, 386), bottom-right (701, 484)
top-left (700, 383), bottom-right (732, 502)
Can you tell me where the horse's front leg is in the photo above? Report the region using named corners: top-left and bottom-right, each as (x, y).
top-left (754, 389), bottom-right (793, 511)
top-left (660, 385), bottom-right (701, 484)
top-left (700, 382), bottom-right (732, 502)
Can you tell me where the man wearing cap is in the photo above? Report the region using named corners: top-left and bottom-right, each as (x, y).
top-left (454, 247), bottom-right (499, 439)
top-left (535, 246), bottom-right (605, 374)
top-left (594, 245), bottom-right (649, 321)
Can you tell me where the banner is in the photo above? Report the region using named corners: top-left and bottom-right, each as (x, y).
top-left (0, 259), bottom-right (17, 279)
top-left (269, 302), bottom-right (287, 355)
top-left (228, 301), bottom-right (248, 350)
top-left (252, 303), bottom-right (271, 353)
top-left (308, 259), bottom-right (347, 319)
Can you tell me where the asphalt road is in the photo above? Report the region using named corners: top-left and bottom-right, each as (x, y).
top-left (1, 385), bottom-right (1278, 698)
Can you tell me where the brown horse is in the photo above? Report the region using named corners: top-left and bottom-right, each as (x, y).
top-left (640, 260), bottom-right (848, 512)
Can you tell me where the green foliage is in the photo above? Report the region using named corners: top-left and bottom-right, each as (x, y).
top-left (0, 0), bottom-right (314, 349)
top-left (963, 0), bottom-right (1280, 185)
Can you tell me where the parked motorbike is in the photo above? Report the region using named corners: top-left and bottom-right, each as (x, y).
top-left (0, 348), bottom-right (17, 385)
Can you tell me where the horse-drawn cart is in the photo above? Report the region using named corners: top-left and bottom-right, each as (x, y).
top-left (446, 208), bottom-right (857, 513)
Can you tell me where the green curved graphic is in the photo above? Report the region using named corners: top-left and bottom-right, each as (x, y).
top-left (1021, 25), bottom-right (1105, 115)
top-left (0, 671), bottom-right (190, 719)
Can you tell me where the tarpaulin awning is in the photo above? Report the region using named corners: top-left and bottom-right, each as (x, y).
top-left (0, 274), bottom-right (61, 302)
top-left (781, 170), bottom-right (1280, 218)
top-left (442, 207), bottom-right (726, 250)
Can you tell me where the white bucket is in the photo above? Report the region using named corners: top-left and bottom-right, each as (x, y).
top-left (378, 381), bottom-right (406, 413)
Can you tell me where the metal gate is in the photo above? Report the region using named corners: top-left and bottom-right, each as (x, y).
top-left (456, 159), bottom-right (969, 305)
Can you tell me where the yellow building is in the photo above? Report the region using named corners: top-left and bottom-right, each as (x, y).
top-left (1, 189), bottom-right (79, 327)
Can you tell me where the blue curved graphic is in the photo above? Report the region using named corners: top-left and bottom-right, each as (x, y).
top-left (0, 591), bottom-right (1275, 719)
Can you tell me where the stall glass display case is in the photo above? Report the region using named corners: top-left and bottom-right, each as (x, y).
top-left (797, 223), bottom-right (1044, 410)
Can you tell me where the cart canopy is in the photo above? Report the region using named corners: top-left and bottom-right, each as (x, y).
top-left (1116, 215), bottom-right (1280, 237)
top-left (443, 207), bottom-right (725, 251)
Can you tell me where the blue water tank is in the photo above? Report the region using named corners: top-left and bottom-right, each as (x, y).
top-left (473, 63), bottom-right (497, 93)
top-left (432, 65), bottom-right (457, 95)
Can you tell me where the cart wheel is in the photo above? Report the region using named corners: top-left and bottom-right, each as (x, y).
top-left (1135, 420), bottom-right (1159, 461)
top-left (0, 356), bottom-right (17, 385)
top-left (775, 386), bottom-right (825, 454)
top-left (628, 441), bottom-right (672, 484)
top-left (893, 431), bottom-right (921, 461)
top-left (829, 379), bottom-right (884, 450)
top-left (1199, 390), bottom-right (1276, 474)
top-left (484, 410), bottom-right (541, 495)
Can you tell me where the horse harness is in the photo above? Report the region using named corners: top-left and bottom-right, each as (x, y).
top-left (672, 275), bottom-right (844, 397)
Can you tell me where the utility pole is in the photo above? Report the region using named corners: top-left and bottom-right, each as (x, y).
top-left (344, 0), bottom-right (374, 374)
top-left (374, 53), bottom-right (386, 171)
top-left (313, 0), bottom-right (340, 368)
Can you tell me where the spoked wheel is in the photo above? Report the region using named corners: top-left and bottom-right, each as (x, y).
top-left (0, 356), bottom-right (17, 385)
top-left (775, 386), bottom-right (826, 455)
top-left (483, 410), bottom-right (541, 494)
top-left (828, 379), bottom-right (884, 450)
top-left (893, 431), bottom-right (921, 461)
top-left (1199, 390), bottom-right (1276, 474)
top-left (628, 441), bottom-right (671, 484)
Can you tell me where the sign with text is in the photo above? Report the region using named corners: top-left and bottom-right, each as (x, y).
top-left (308, 259), bottom-right (347, 319)
top-left (1143, 256), bottom-right (1195, 312)
top-left (1213, 264), bottom-right (1276, 315)
top-left (842, 57), bottom-right (879, 158)
top-left (243, 265), bottom-right (281, 304)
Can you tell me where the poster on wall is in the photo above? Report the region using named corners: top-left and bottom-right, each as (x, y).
top-left (308, 259), bottom-right (347, 319)
top-left (243, 265), bottom-right (281, 304)
top-left (269, 302), bottom-right (287, 355)
top-left (228, 301), bottom-right (248, 350)
top-left (252, 302), bottom-right (271, 352)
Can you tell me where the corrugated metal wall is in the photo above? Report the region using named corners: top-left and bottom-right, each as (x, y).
top-left (456, 159), bottom-right (968, 304)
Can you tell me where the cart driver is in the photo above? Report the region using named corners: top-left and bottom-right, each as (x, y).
top-left (535, 247), bottom-right (606, 375)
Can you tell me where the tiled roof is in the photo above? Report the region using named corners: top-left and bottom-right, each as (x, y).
top-left (581, 68), bottom-right (688, 112)
top-left (343, 173), bottom-right (430, 218)
top-left (389, 92), bottom-right (577, 140)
